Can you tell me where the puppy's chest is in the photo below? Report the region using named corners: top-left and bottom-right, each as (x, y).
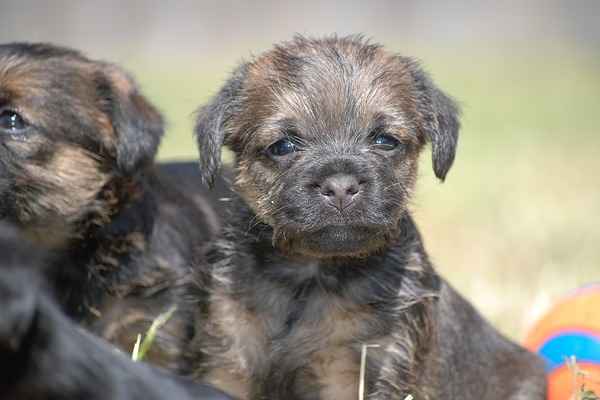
top-left (69, 240), bottom-right (188, 370)
top-left (204, 285), bottom-right (393, 400)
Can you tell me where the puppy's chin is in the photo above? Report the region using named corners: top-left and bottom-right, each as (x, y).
top-left (276, 225), bottom-right (391, 258)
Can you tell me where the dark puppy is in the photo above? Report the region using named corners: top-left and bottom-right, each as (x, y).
top-left (0, 222), bottom-right (232, 400)
top-left (0, 43), bottom-right (218, 371)
top-left (190, 36), bottom-right (546, 399)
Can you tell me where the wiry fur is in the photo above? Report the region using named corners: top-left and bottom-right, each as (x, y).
top-left (188, 209), bottom-right (440, 399)
top-left (0, 43), bottom-right (219, 371)
top-left (191, 35), bottom-right (546, 399)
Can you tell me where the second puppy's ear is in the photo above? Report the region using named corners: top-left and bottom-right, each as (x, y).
top-left (194, 64), bottom-right (248, 187)
top-left (406, 59), bottom-right (460, 181)
top-left (96, 64), bottom-right (164, 174)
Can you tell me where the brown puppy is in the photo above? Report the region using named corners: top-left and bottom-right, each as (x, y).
top-left (0, 43), bottom-right (219, 371)
top-left (191, 36), bottom-right (546, 399)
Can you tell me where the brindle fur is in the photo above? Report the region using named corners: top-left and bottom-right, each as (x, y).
top-left (191, 35), bottom-right (546, 399)
top-left (0, 43), bottom-right (220, 371)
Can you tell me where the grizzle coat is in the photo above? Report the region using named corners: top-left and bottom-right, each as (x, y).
top-left (189, 35), bottom-right (546, 400)
top-left (0, 42), bottom-right (231, 399)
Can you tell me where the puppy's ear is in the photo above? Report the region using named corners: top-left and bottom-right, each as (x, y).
top-left (194, 64), bottom-right (248, 187)
top-left (409, 62), bottom-right (460, 181)
top-left (96, 64), bottom-right (164, 174)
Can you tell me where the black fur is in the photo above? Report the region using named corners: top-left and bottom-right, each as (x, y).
top-left (0, 41), bottom-right (234, 399)
top-left (189, 35), bottom-right (546, 400)
top-left (195, 49), bottom-right (460, 185)
top-left (195, 64), bottom-right (248, 186)
top-left (404, 60), bottom-right (460, 181)
top-left (0, 43), bottom-right (221, 371)
top-left (0, 222), bottom-right (232, 400)
top-left (94, 64), bottom-right (164, 173)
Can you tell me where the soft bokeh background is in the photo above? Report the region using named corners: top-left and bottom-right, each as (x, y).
top-left (2, 0), bottom-right (599, 340)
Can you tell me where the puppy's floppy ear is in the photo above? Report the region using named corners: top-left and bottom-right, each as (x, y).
top-left (408, 61), bottom-right (460, 181)
top-left (194, 64), bottom-right (248, 187)
top-left (96, 64), bottom-right (164, 174)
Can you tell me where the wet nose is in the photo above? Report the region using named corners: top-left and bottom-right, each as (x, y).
top-left (318, 174), bottom-right (361, 211)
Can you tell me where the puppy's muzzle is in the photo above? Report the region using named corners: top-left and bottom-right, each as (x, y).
top-left (274, 154), bottom-right (398, 256)
top-left (312, 173), bottom-right (363, 212)
top-left (303, 155), bottom-right (371, 215)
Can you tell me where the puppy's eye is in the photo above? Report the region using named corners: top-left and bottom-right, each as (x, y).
top-left (372, 133), bottom-right (400, 150)
top-left (0, 110), bottom-right (28, 133)
top-left (267, 138), bottom-right (298, 157)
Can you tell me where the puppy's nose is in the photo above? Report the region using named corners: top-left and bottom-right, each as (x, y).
top-left (318, 174), bottom-right (361, 211)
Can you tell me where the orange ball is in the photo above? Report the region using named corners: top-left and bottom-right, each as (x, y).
top-left (524, 284), bottom-right (600, 400)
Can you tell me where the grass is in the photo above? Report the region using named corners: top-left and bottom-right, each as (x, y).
top-left (131, 306), bottom-right (177, 362)
top-left (568, 357), bottom-right (600, 400)
top-left (409, 49), bottom-right (600, 338)
top-left (125, 47), bottom-right (599, 343)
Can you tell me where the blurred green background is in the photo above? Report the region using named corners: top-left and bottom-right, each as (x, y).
top-left (2, 0), bottom-right (599, 340)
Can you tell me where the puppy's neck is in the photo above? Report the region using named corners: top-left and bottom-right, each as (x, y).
top-left (47, 170), bottom-right (158, 318)
top-left (214, 196), bottom-right (439, 293)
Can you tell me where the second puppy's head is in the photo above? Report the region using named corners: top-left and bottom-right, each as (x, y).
top-left (0, 43), bottom-right (163, 242)
top-left (196, 36), bottom-right (459, 258)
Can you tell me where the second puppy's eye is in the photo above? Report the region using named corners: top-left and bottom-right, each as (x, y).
top-left (372, 133), bottom-right (400, 150)
top-left (0, 110), bottom-right (28, 133)
top-left (267, 138), bottom-right (298, 157)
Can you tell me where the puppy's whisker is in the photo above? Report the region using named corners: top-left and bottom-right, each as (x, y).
top-left (191, 35), bottom-right (545, 400)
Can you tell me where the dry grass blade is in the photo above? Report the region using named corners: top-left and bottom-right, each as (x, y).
top-left (567, 356), bottom-right (600, 400)
top-left (131, 306), bottom-right (177, 362)
top-left (131, 333), bottom-right (142, 361)
top-left (358, 344), bottom-right (381, 400)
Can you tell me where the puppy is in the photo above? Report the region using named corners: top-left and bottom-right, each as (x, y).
top-left (0, 221), bottom-right (233, 400)
top-left (190, 36), bottom-right (547, 399)
top-left (0, 43), bottom-right (219, 371)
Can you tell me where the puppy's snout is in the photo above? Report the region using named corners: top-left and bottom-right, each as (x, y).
top-left (315, 174), bottom-right (362, 211)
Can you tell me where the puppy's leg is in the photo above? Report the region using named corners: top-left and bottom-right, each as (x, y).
top-left (436, 283), bottom-right (547, 399)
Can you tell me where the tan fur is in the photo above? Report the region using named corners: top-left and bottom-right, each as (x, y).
top-left (194, 289), bottom-right (268, 398)
top-left (313, 348), bottom-right (360, 400)
top-left (204, 368), bottom-right (251, 400)
top-left (18, 146), bottom-right (109, 242)
top-left (208, 289), bottom-right (268, 370)
top-left (192, 35), bottom-right (546, 400)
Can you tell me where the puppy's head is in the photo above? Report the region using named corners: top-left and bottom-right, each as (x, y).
top-left (196, 36), bottom-right (459, 258)
top-left (0, 43), bottom-right (163, 240)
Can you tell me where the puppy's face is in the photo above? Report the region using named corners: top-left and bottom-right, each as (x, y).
top-left (0, 43), bottom-right (163, 239)
top-left (197, 36), bottom-right (459, 258)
